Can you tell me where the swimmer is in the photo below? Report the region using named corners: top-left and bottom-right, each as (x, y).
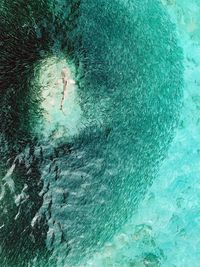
top-left (59, 67), bottom-right (75, 113)
top-left (60, 68), bottom-right (68, 112)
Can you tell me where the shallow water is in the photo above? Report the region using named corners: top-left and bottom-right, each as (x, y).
top-left (0, 0), bottom-right (198, 266)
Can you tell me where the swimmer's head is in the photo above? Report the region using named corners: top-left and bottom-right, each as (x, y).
top-left (61, 67), bottom-right (70, 78)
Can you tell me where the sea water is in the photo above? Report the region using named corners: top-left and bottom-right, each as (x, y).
top-left (0, 0), bottom-right (198, 267)
top-left (82, 1), bottom-right (200, 266)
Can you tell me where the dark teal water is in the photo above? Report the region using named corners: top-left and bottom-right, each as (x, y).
top-left (0, 1), bottom-right (185, 266)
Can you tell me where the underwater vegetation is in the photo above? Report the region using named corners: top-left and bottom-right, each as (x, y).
top-left (0, 0), bottom-right (183, 266)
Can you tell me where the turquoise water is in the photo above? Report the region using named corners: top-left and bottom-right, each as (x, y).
top-left (0, 0), bottom-right (199, 266)
top-left (83, 2), bottom-right (200, 266)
